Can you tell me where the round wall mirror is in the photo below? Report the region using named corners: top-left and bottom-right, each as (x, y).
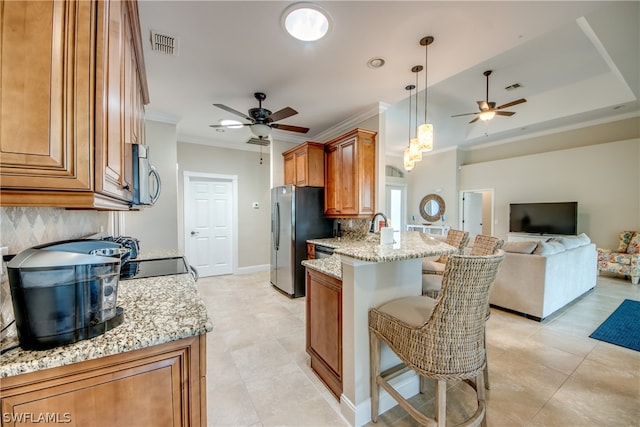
top-left (419, 194), bottom-right (446, 222)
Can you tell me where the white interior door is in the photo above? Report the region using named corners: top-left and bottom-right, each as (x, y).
top-left (462, 192), bottom-right (484, 240)
top-left (186, 177), bottom-right (234, 277)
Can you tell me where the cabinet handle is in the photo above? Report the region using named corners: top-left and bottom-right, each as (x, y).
top-left (123, 184), bottom-right (130, 191)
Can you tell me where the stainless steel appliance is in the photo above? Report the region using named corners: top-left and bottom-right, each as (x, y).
top-left (7, 240), bottom-right (126, 350)
top-left (132, 143), bottom-right (161, 206)
top-left (270, 185), bottom-right (332, 297)
top-left (314, 244), bottom-right (334, 259)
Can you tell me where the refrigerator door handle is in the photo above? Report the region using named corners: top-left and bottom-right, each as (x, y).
top-left (275, 201), bottom-right (280, 250)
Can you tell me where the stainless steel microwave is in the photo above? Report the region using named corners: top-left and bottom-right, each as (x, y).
top-left (131, 144), bottom-right (161, 206)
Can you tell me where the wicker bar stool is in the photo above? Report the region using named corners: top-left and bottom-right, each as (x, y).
top-left (422, 234), bottom-right (504, 390)
top-left (370, 251), bottom-right (504, 427)
top-left (422, 229), bottom-right (469, 275)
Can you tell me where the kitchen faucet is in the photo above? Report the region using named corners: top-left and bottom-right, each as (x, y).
top-left (369, 212), bottom-right (388, 233)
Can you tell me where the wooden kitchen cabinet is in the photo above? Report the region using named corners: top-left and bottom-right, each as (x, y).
top-left (282, 141), bottom-right (325, 187)
top-left (0, 0), bottom-right (149, 210)
top-left (306, 268), bottom-right (342, 399)
top-left (324, 128), bottom-right (376, 217)
top-left (0, 335), bottom-right (207, 427)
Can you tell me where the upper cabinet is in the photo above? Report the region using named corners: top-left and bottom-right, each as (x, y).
top-left (324, 129), bottom-right (376, 218)
top-left (0, 0), bottom-right (149, 210)
top-left (283, 141), bottom-right (325, 187)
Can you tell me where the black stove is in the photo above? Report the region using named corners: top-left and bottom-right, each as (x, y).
top-left (120, 256), bottom-right (193, 280)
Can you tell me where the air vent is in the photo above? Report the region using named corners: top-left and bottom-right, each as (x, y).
top-left (246, 138), bottom-right (270, 146)
top-left (150, 30), bottom-right (178, 55)
top-left (505, 83), bottom-right (521, 91)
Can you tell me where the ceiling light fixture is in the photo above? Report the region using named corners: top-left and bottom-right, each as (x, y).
top-left (479, 110), bottom-right (496, 121)
top-left (403, 84), bottom-right (416, 171)
top-left (367, 57), bottom-right (386, 69)
top-left (417, 36), bottom-right (434, 152)
top-left (282, 3), bottom-right (331, 42)
top-left (250, 123), bottom-right (272, 140)
top-left (410, 66), bottom-right (422, 162)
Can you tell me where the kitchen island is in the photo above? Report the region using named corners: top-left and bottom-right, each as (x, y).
top-left (304, 231), bottom-right (455, 426)
top-left (0, 272), bottom-right (212, 426)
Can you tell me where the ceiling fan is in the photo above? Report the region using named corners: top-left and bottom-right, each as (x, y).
top-left (451, 70), bottom-right (526, 124)
top-left (210, 92), bottom-right (310, 140)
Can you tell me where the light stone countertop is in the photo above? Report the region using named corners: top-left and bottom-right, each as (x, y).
top-left (0, 273), bottom-right (212, 378)
top-left (302, 254), bottom-right (342, 279)
top-left (309, 231), bottom-right (456, 263)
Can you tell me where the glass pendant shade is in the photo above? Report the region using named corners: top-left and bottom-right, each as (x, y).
top-left (403, 148), bottom-right (415, 171)
top-left (409, 138), bottom-right (422, 161)
top-left (479, 110), bottom-right (496, 121)
top-left (417, 123), bottom-right (433, 152)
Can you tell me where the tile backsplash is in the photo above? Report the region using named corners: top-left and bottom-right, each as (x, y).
top-left (1, 207), bottom-right (111, 340)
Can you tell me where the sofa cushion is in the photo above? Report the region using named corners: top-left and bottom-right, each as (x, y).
top-left (503, 241), bottom-right (538, 254)
top-left (599, 252), bottom-right (632, 265)
top-left (533, 240), bottom-right (565, 255)
top-left (559, 233), bottom-right (590, 250)
top-left (617, 231), bottom-right (635, 252)
top-left (626, 232), bottom-right (640, 255)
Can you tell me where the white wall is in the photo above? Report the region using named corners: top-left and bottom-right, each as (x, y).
top-left (459, 138), bottom-right (639, 248)
top-left (123, 120), bottom-right (179, 253)
top-left (177, 142), bottom-right (271, 270)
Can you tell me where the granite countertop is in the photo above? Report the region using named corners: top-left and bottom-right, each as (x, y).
top-left (302, 254), bottom-right (342, 279)
top-left (310, 231), bottom-right (456, 263)
top-left (0, 273), bottom-right (212, 378)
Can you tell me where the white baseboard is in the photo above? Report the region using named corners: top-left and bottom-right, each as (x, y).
top-left (235, 264), bottom-right (270, 275)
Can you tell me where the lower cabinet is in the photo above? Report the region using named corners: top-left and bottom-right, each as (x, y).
top-left (0, 335), bottom-right (207, 427)
top-left (305, 268), bottom-right (342, 399)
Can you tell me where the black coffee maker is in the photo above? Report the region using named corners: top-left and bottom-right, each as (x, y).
top-left (7, 240), bottom-right (127, 350)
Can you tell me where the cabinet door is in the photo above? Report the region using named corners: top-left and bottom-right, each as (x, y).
top-left (0, 0), bottom-right (93, 191)
top-left (284, 153), bottom-right (295, 185)
top-left (94, 0), bottom-right (132, 202)
top-left (357, 133), bottom-right (376, 215)
top-left (338, 138), bottom-right (358, 215)
top-left (306, 269), bottom-right (342, 398)
top-left (324, 144), bottom-right (340, 215)
top-left (295, 151), bottom-right (308, 186)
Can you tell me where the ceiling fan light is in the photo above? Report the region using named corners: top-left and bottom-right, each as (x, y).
top-left (282, 3), bottom-right (331, 42)
top-left (417, 123), bottom-right (433, 152)
top-left (251, 123), bottom-right (271, 139)
top-left (479, 110), bottom-right (496, 121)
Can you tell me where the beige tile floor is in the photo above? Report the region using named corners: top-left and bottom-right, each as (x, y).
top-left (197, 272), bottom-right (640, 427)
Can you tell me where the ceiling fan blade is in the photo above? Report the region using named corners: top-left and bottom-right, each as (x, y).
top-left (213, 104), bottom-right (253, 122)
top-left (469, 117), bottom-right (480, 124)
top-left (271, 123), bottom-right (310, 134)
top-left (267, 107), bottom-right (298, 123)
top-left (497, 98), bottom-right (526, 110)
top-left (451, 112), bottom-right (479, 118)
top-left (495, 111), bottom-right (515, 117)
top-left (209, 123), bottom-right (251, 128)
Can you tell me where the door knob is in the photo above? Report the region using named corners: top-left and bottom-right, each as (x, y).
top-left (190, 231), bottom-right (199, 236)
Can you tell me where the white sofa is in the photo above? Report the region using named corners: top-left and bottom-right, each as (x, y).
top-left (489, 234), bottom-right (598, 320)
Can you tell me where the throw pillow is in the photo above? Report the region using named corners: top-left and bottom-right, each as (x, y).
top-left (626, 232), bottom-right (640, 255)
top-left (617, 231), bottom-right (635, 252)
top-left (503, 241), bottom-right (538, 254)
top-left (533, 240), bottom-right (565, 256)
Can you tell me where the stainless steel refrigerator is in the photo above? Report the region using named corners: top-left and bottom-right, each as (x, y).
top-left (270, 185), bottom-right (333, 297)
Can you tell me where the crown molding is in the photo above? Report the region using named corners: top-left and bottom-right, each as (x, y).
top-left (311, 102), bottom-right (389, 142)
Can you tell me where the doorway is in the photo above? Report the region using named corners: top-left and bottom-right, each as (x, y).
top-left (459, 189), bottom-right (494, 240)
top-left (183, 172), bottom-right (237, 277)
top-left (385, 183), bottom-right (407, 233)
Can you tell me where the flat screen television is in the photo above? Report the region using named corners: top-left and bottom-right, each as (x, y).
top-left (509, 202), bottom-right (578, 235)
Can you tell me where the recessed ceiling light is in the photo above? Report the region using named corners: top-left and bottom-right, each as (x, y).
top-left (220, 119), bottom-right (243, 128)
top-left (367, 57), bottom-right (386, 69)
top-left (282, 3), bottom-right (332, 42)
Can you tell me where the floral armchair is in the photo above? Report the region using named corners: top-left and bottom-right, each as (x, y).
top-left (597, 231), bottom-right (640, 284)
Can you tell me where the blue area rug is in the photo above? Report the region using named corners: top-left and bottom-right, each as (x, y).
top-left (589, 299), bottom-right (640, 351)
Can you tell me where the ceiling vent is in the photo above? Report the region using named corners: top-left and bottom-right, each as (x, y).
top-left (150, 30), bottom-right (178, 56)
top-left (505, 83), bottom-right (521, 91)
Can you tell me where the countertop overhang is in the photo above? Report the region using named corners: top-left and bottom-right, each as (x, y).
top-left (0, 273), bottom-right (213, 378)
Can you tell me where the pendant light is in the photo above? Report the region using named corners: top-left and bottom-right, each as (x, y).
top-left (403, 84), bottom-right (416, 171)
top-left (409, 65), bottom-right (422, 162)
top-left (417, 36), bottom-right (434, 152)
